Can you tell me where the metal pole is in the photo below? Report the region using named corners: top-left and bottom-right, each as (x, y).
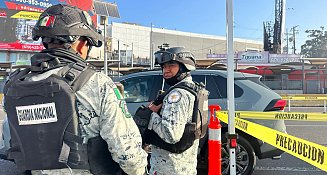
top-left (324, 100), bottom-right (326, 113)
top-left (288, 99), bottom-right (291, 112)
top-left (226, 0), bottom-right (236, 174)
top-left (118, 40), bottom-right (120, 77)
top-left (302, 57), bottom-right (305, 93)
top-left (151, 43), bottom-right (155, 69)
top-left (286, 28), bottom-right (289, 54)
top-left (103, 18), bottom-right (108, 76)
top-left (150, 22), bottom-right (153, 69)
top-left (318, 67), bottom-right (321, 93)
top-left (131, 42), bottom-right (134, 68)
top-left (292, 25), bottom-right (298, 54)
top-left (125, 44), bottom-right (128, 64)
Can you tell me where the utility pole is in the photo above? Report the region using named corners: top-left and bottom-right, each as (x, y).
top-left (285, 31), bottom-right (289, 54)
top-left (284, 28), bottom-right (292, 54)
top-left (118, 40), bottom-right (120, 77)
top-left (290, 25), bottom-right (299, 54)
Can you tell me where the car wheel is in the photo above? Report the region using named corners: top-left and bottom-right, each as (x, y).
top-left (221, 134), bottom-right (256, 175)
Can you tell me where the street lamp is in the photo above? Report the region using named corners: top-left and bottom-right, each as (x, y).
top-left (100, 16), bottom-right (108, 76)
top-left (93, 0), bottom-right (120, 76)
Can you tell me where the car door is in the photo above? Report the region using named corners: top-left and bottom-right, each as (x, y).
top-left (120, 75), bottom-right (163, 115)
top-left (206, 74), bottom-right (227, 110)
top-left (206, 74), bottom-right (245, 110)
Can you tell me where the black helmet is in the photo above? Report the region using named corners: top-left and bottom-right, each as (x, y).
top-left (32, 4), bottom-right (102, 47)
top-left (154, 46), bottom-right (196, 71)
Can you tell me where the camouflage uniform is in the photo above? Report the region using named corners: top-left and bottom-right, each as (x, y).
top-left (2, 68), bottom-right (148, 175)
top-left (147, 76), bottom-right (198, 175)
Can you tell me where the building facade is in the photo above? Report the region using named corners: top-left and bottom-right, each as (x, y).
top-left (107, 22), bottom-right (264, 64)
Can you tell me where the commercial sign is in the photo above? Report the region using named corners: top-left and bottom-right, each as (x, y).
top-left (269, 54), bottom-right (301, 63)
top-left (209, 51), bottom-right (302, 65)
top-left (238, 51), bottom-right (269, 64)
top-left (0, 0), bottom-right (95, 51)
top-left (207, 53), bottom-right (238, 58)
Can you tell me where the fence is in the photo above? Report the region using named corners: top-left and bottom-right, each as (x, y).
top-left (259, 73), bottom-right (327, 94)
top-left (281, 94), bottom-right (327, 112)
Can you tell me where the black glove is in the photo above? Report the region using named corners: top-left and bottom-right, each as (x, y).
top-left (152, 94), bottom-right (164, 106)
top-left (133, 105), bottom-right (152, 141)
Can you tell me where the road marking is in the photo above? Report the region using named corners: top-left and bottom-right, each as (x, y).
top-left (217, 112), bottom-right (327, 172)
top-left (286, 125), bottom-right (327, 127)
top-left (255, 166), bottom-right (322, 172)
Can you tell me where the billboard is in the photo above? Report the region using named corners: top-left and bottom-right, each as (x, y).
top-left (0, 0), bottom-right (96, 51)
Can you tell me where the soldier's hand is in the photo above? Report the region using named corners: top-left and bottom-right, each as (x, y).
top-left (148, 103), bottom-right (162, 113)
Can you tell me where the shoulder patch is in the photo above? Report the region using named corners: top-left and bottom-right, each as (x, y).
top-left (114, 88), bottom-right (123, 100)
top-left (167, 91), bottom-right (182, 104)
top-left (119, 100), bottom-right (132, 118)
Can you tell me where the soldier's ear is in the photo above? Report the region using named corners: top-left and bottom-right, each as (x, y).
top-left (75, 40), bottom-right (88, 54)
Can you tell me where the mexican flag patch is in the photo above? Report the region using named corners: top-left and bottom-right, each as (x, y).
top-left (39, 16), bottom-right (55, 27)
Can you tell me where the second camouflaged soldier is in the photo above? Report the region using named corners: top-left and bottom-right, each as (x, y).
top-left (139, 46), bottom-right (209, 175)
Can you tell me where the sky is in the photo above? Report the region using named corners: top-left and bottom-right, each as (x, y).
top-left (109, 0), bottom-right (327, 53)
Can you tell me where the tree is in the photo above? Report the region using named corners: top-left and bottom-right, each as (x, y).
top-left (301, 26), bottom-right (327, 58)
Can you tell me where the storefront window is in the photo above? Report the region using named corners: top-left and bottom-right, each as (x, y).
top-left (0, 52), bottom-right (6, 62)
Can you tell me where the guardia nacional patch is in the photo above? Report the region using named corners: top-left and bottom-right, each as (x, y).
top-left (167, 91), bottom-right (182, 104)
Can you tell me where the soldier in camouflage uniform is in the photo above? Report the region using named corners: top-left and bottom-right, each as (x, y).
top-left (147, 46), bottom-right (198, 175)
top-left (1, 4), bottom-right (147, 175)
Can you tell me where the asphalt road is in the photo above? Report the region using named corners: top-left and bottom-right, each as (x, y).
top-left (1, 107), bottom-right (327, 175)
top-left (252, 120), bottom-right (327, 175)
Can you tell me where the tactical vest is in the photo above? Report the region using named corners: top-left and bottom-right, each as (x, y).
top-left (144, 81), bottom-right (209, 153)
top-left (4, 59), bottom-right (122, 174)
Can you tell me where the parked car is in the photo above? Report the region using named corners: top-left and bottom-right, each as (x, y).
top-left (115, 69), bottom-right (287, 175)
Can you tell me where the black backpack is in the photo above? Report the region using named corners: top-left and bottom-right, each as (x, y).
top-left (3, 64), bottom-right (123, 174)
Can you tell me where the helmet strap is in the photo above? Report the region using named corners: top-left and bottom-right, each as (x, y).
top-left (86, 46), bottom-right (93, 60)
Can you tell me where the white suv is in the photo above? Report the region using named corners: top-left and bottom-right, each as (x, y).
top-left (115, 69), bottom-right (287, 175)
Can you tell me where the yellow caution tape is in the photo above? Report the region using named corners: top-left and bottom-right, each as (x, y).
top-left (217, 112), bottom-right (327, 172)
top-left (282, 96), bottom-right (327, 100)
top-left (220, 111), bottom-right (327, 121)
top-left (11, 11), bottom-right (41, 20)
